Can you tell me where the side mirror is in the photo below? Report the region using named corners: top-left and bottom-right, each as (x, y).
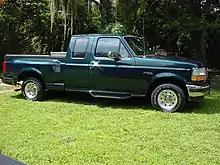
top-left (108, 52), bottom-right (121, 61)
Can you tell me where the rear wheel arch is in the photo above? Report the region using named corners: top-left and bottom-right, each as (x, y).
top-left (17, 70), bottom-right (45, 87)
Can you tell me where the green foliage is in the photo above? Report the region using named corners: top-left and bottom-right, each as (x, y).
top-left (102, 22), bottom-right (125, 34)
top-left (1, 0), bottom-right (220, 68)
top-left (0, 0), bottom-right (52, 54)
top-left (0, 0), bottom-right (100, 56)
top-left (116, 0), bottom-right (220, 62)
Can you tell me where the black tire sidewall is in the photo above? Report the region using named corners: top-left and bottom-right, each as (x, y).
top-left (151, 84), bottom-right (185, 112)
top-left (22, 78), bottom-right (44, 101)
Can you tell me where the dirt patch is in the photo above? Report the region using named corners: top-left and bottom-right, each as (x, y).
top-left (0, 80), bottom-right (16, 92)
top-left (0, 79), bottom-right (15, 86)
top-left (0, 90), bottom-right (12, 94)
top-left (0, 83), bottom-right (12, 87)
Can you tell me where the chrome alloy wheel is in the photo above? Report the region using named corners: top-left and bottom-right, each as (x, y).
top-left (157, 89), bottom-right (178, 111)
top-left (24, 82), bottom-right (38, 99)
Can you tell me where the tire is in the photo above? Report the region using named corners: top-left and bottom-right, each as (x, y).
top-left (22, 77), bottom-right (46, 101)
top-left (150, 83), bottom-right (186, 112)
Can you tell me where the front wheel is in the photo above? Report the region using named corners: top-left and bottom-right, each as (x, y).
top-left (22, 77), bottom-right (46, 101)
top-left (151, 83), bottom-right (186, 112)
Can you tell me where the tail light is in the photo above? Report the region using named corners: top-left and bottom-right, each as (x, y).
top-left (2, 61), bottom-right (7, 72)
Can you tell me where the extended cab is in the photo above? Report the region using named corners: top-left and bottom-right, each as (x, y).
top-left (1, 34), bottom-right (210, 112)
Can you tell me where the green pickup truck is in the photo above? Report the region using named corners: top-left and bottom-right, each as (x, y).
top-left (1, 34), bottom-right (210, 112)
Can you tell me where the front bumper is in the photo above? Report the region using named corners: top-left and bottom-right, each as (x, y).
top-left (186, 84), bottom-right (210, 101)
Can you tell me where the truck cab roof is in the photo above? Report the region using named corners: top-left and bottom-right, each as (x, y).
top-left (71, 34), bottom-right (136, 38)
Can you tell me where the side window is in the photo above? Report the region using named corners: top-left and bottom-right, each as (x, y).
top-left (119, 42), bottom-right (129, 58)
top-left (72, 38), bottom-right (89, 58)
top-left (95, 38), bottom-right (120, 57)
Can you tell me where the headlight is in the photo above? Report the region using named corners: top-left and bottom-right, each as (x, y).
top-left (191, 67), bottom-right (207, 81)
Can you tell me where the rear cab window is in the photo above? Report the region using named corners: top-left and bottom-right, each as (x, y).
top-left (72, 38), bottom-right (89, 58)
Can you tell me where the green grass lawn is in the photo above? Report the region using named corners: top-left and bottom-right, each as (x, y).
top-left (0, 90), bottom-right (220, 165)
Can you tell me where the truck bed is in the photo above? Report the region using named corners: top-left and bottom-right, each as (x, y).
top-left (3, 52), bottom-right (67, 87)
top-left (5, 52), bottom-right (66, 62)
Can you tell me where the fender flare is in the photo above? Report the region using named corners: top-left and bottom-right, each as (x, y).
top-left (17, 68), bottom-right (43, 82)
top-left (146, 72), bottom-right (187, 91)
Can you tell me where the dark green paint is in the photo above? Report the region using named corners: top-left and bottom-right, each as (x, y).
top-left (2, 34), bottom-right (209, 98)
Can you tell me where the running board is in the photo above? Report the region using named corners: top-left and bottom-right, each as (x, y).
top-left (89, 90), bottom-right (132, 99)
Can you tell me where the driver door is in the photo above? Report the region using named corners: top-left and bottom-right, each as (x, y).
top-left (88, 37), bottom-right (145, 94)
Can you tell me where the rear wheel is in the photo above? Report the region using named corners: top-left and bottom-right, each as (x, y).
top-left (22, 77), bottom-right (46, 101)
top-left (151, 83), bottom-right (186, 112)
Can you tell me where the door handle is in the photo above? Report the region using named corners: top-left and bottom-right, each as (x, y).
top-left (143, 72), bottom-right (153, 75)
top-left (90, 61), bottom-right (95, 69)
top-left (90, 61), bottom-right (96, 65)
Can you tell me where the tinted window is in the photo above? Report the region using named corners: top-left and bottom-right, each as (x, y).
top-left (124, 37), bottom-right (152, 56)
top-left (72, 38), bottom-right (89, 58)
top-left (95, 38), bottom-right (120, 57)
top-left (119, 42), bottom-right (129, 58)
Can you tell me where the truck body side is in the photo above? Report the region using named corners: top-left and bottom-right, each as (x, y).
top-left (1, 34), bottom-right (210, 112)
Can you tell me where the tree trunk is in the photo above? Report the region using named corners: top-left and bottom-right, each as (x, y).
top-left (74, 0), bottom-right (78, 34)
top-left (91, 0), bottom-right (113, 27)
top-left (191, 30), bottom-right (205, 61)
top-left (62, 16), bottom-right (67, 51)
top-left (70, 1), bottom-right (74, 36)
top-left (0, 0), bottom-right (6, 7)
top-left (62, 2), bottom-right (67, 52)
top-left (85, 0), bottom-right (92, 21)
top-left (100, 0), bottom-right (113, 26)
top-left (50, 0), bottom-right (55, 32)
top-left (70, 10), bottom-right (74, 36)
top-left (47, 32), bottom-right (52, 53)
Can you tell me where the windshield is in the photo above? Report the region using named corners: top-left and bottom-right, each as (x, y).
top-left (124, 36), bottom-right (153, 56)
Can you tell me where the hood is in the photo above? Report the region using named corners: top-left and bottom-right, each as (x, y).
top-left (136, 54), bottom-right (205, 69)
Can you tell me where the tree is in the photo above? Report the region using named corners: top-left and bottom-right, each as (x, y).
top-left (116, 0), bottom-right (220, 61)
top-left (91, 0), bottom-right (114, 27)
top-left (1, 0), bottom-right (220, 69)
